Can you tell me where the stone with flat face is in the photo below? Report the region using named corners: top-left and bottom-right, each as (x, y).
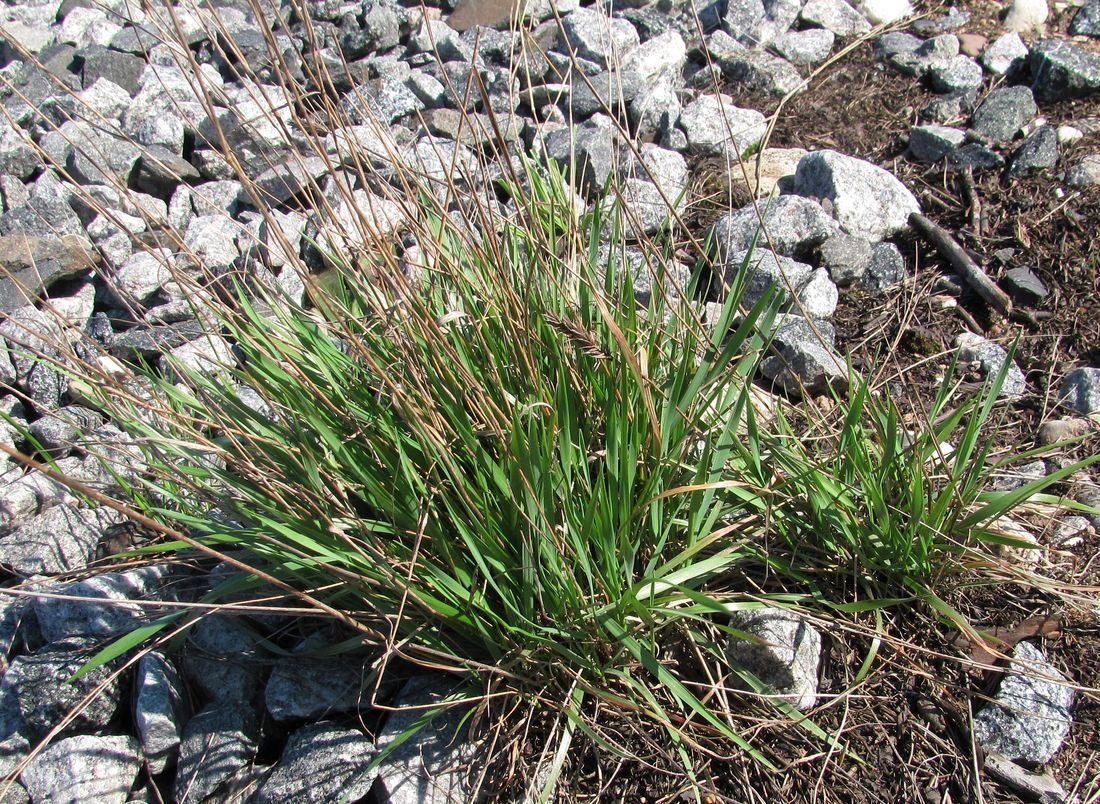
top-left (973, 642), bottom-right (1072, 764)
top-left (792, 150), bottom-right (920, 242)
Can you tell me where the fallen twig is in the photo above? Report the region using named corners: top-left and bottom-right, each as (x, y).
top-left (984, 751), bottom-right (1069, 803)
top-left (958, 167), bottom-right (984, 238)
top-left (909, 212), bottom-right (1013, 318)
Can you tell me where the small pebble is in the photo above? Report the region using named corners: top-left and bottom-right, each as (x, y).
top-left (958, 33), bottom-right (986, 57)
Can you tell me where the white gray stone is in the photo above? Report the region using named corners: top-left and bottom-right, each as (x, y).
top-left (374, 675), bottom-right (474, 804)
top-left (858, 242), bottom-right (907, 292)
top-left (174, 703), bottom-right (258, 803)
top-left (726, 607), bottom-right (821, 709)
top-left (158, 334), bottom-right (236, 383)
top-left (973, 641), bottom-right (1072, 764)
top-left (928, 55), bottom-right (983, 93)
top-left (956, 333), bottom-right (1027, 399)
top-left (800, 0), bottom-right (870, 36)
top-left (20, 735), bottom-right (140, 804)
top-left (183, 215), bottom-right (242, 271)
top-left (0, 504), bottom-right (122, 577)
top-left (1029, 39), bottom-right (1100, 103)
top-left (991, 460), bottom-right (1046, 493)
top-left (718, 248), bottom-right (836, 318)
top-left (0, 305), bottom-right (69, 410)
top-left (972, 86), bottom-right (1038, 144)
top-left (1053, 515), bottom-right (1091, 547)
top-left (265, 643), bottom-right (370, 722)
top-left (818, 233), bottom-right (873, 286)
top-left (759, 314), bottom-right (847, 395)
top-left (981, 32), bottom-right (1028, 76)
top-left (857, 0), bottom-right (912, 24)
top-left (680, 95), bottom-right (766, 160)
top-left (908, 124), bottom-right (966, 162)
top-left (1060, 367), bottom-right (1100, 415)
top-left (254, 722), bottom-right (376, 804)
top-left (1004, 0), bottom-right (1048, 36)
top-left (0, 640), bottom-right (121, 742)
top-left (180, 616), bottom-right (269, 704)
top-left (558, 7), bottom-right (639, 69)
top-left (771, 28), bottom-right (835, 66)
top-left (34, 564), bottom-right (180, 642)
top-left (621, 30), bottom-right (687, 81)
top-left (543, 116), bottom-right (617, 196)
top-left (792, 150), bottom-right (920, 242)
top-left (609, 179), bottom-right (680, 235)
top-left (1065, 154), bottom-right (1100, 187)
top-left (135, 652), bottom-right (189, 774)
top-left (888, 34), bottom-right (959, 78)
top-left (113, 249), bottom-right (173, 304)
top-left (712, 195), bottom-right (839, 260)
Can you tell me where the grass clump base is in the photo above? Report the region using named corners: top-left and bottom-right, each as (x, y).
top-left (2, 8), bottom-right (1093, 798)
top-left (63, 149), bottom-right (1095, 799)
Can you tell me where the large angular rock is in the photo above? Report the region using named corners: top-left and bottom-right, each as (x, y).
top-left (620, 29), bottom-right (687, 81)
top-left (0, 304), bottom-right (69, 411)
top-left (20, 735), bottom-right (140, 804)
top-left (608, 179), bottom-right (680, 235)
top-left (726, 607), bottom-right (821, 710)
top-left (712, 195), bottom-right (839, 260)
top-left (679, 95), bottom-right (766, 160)
top-left (0, 504), bottom-right (122, 577)
top-left (107, 320), bottom-right (206, 361)
top-left (908, 124), bottom-right (966, 162)
top-left (0, 639), bottom-right (121, 742)
top-left (973, 641), bottom-right (1072, 764)
top-left (800, 0), bottom-right (871, 36)
top-left (180, 615), bottom-right (269, 704)
top-left (1008, 126), bottom-right (1059, 177)
top-left (981, 32), bottom-right (1028, 76)
top-left (252, 157), bottom-right (331, 207)
top-left (0, 235), bottom-right (98, 314)
top-left (716, 248), bottom-right (837, 319)
top-left (1070, 0), bottom-right (1100, 36)
top-left (544, 116), bottom-right (617, 197)
top-left (1029, 39), bottom-right (1100, 102)
top-left (373, 675), bottom-right (474, 804)
top-left (558, 7), bottom-right (639, 69)
top-left (317, 188), bottom-right (406, 262)
top-left (725, 0), bottom-right (802, 46)
top-left (174, 703), bottom-right (259, 803)
top-left (792, 150), bottom-right (920, 242)
top-left (1065, 154), bottom-right (1100, 187)
top-left (1060, 367), bottom-right (1100, 415)
top-left (888, 34), bottom-right (959, 78)
top-left (858, 242), bottom-right (907, 292)
top-left (955, 333), bottom-right (1026, 399)
top-left (158, 333), bottom-right (237, 383)
top-left (255, 722), bottom-right (376, 804)
top-left (265, 642), bottom-right (371, 722)
top-left (712, 42), bottom-right (805, 95)
top-left (34, 564), bottom-right (181, 643)
top-left (772, 28), bottom-right (835, 65)
top-left (760, 314), bottom-right (847, 395)
top-left (134, 652), bottom-right (190, 774)
top-left (928, 55), bottom-right (983, 93)
top-left (971, 86), bottom-right (1037, 144)
top-left (818, 233), bottom-right (873, 286)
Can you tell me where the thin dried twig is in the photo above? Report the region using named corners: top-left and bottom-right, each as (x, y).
top-left (958, 166), bottom-right (984, 238)
top-left (909, 212), bottom-right (1013, 319)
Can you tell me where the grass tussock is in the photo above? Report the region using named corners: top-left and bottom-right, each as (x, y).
top-left (0, 1), bottom-right (1096, 797)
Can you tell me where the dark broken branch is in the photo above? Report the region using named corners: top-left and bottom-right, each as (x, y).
top-left (909, 212), bottom-right (1013, 319)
